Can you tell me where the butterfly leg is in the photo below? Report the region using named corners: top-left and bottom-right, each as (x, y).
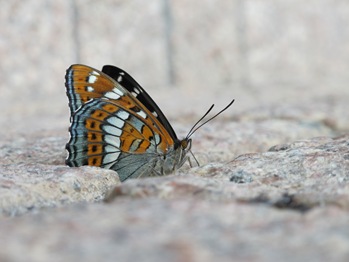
top-left (187, 156), bottom-right (193, 168)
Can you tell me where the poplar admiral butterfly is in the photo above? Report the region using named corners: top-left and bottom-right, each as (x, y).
top-left (65, 64), bottom-right (234, 181)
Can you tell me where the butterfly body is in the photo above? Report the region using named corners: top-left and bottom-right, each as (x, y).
top-left (65, 64), bottom-right (191, 181)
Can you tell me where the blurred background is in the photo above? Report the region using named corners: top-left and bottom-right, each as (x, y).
top-left (1, 0), bottom-right (349, 140)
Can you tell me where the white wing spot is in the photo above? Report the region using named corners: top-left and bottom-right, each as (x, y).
top-left (88, 75), bottom-right (97, 83)
top-left (113, 88), bottom-right (123, 96)
top-left (106, 116), bottom-right (125, 129)
top-left (105, 92), bottom-right (121, 99)
top-left (102, 123), bottom-right (122, 136)
top-left (137, 111), bottom-right (147, 119)
top-left (86, 86), bottom-right (94, 92)
top-left (154, 134), bottom-right (161, 145)
top-left (102, 147), bottom-right (120, 168)
top-left (133, 88), bottom-right (140, 95)
top-left (117, 75), bottom-right (123, 82)
top-left (118, 111), bottom-right (129, 120)
top-left (92, 71), bottom-right (100, 76)
top-left (104, 135), bottom-right (121, 148)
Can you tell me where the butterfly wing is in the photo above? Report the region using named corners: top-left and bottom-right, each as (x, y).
top-left (65, 64), bottom-right (177, 181)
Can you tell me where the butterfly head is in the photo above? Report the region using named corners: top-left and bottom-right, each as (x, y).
top-left (172, 137), bottom-right (192, 161)
top-left (180, 138), bottom-right (192, 150)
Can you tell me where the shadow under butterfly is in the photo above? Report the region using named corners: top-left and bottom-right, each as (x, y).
top-left (65, 64), bottom-right (234, 182)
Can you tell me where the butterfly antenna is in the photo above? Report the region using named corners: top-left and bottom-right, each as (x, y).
top-left (186, 99), bottom-right (235, 139)
top-left (186, 104), bottom-right (215, 138)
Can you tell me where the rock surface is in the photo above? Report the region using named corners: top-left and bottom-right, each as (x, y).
top-left (1, 99), bottom-right (349, 261)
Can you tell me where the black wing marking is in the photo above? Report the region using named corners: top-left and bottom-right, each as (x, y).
top-left (102, 65), bottom-right (178, 141)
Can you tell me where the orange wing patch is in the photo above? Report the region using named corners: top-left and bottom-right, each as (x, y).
top-left (87, 142), bottom-right (103, 155)
top-left (84, 118), bottom-right (102, 132)
top-left (86, 132), bottom-right (104, 143)
top-left (119, 123), bottom-right (151, 153)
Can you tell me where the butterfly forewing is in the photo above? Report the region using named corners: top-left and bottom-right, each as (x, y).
top-left (66, 65), bottom-right (174, 144)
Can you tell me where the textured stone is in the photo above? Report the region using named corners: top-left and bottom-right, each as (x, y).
top-left (1, 114), bottom-right (349, 261)
top-left (105, 135), bottom-right (349, 210)
top-left (1, 198), bottom-right (349, 262)
top-left (0, 111), bottom-right (335, 215)
top-left (0, 136), bottom-right (120, 216)
top-left (0, 163), bottom-right (119, 216)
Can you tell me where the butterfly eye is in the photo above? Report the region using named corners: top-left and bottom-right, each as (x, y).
top-left (181, 139), bottom-right (192, 150)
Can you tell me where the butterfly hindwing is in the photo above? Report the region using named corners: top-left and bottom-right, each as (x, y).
top-left (66, 98), bottom-right (166, 180)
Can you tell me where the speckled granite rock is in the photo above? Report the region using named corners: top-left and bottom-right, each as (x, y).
top-left (1, 106), bottom-right (349, 261)
top-left (106, 135), bottom-right (349, 211)
top-left (0, 136), bottom-right (120, 216)
top-left (0, 110), bottom-right (335, 216)
top-left (1, 198), bottom-right (349, 262)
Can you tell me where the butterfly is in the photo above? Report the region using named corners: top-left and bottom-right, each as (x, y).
top-left (65, 64), bottom-right (234, 182)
